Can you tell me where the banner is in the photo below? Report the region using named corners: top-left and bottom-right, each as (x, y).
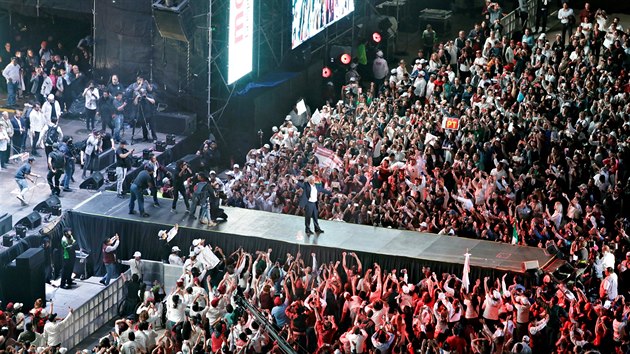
top-left (442, 117), bottom-right (460, 130)
top-left (228, 0), bottom-right (254, 84)
top-left (314, 146), bottom-right (343, 170)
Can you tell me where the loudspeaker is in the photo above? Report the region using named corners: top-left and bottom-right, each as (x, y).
top-left (15, 225), bottom-right (27, 238)
top-left (0, 213), bottom-right (12, 235)
top-left (16, 247), bottom-right (45, 269)
top-left (2, 248), bottom-right (45, 312)
top-left (155, 141), bottom-right (167, 152)
top-left (521, 260), bottom-right (540, 272)
top-left (107, 167), bottom-right (117, 182)
top-left (15, 212), bottom-right (42, 229)
top-left (88, 149), bottom-right (115, 171)
top-left (152, 0), bottom-right (194, 42)
top-left (166, 134), bottom-right (176, 145)
top-left (154, 111), bottom-right (196, 135)
top-left (80, 171), bottom-right (104, 190)
top-left (2, 235), bottom-right (12, 247)
top-left (142, 149), bottom-right (153, 160)
top-left (34, 196), bottom-right (61, 214)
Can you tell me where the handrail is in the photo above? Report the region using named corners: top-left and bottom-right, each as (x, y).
top-left (499, 0), bottom-right (538, 37)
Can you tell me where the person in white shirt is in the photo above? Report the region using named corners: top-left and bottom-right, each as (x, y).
top-left (42, 94), bottom-right (62, 124)
top-left (29, 103), bottom-right (47, 156)
top-left (2, 56), bottom-right (20, 107)
top-left (129, 251), bottom-right (144, 281)
top-left (169, 246), bottom-right (184, 265)
top-left (372, 51), bottom-right (389, 86)
top-left (346, 326), bottom-right (368, 353)
top-left (82, 80), bottom-right (99, 131)
top-left (120, 331), bottom-right (139, 354)
top-left (43, 309), bottom-right (73, 347)
top-left (166, 292), bottom-right (186, 329)
top-left (558, 2), bottom-right (574, 45)
top-left (600, 267), bottom-right (618, 301)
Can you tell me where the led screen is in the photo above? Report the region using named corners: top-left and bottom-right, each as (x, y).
top-left (228, 0), bottom-right (254, 84)
top-left (292, 0), bottom-right (355, 49)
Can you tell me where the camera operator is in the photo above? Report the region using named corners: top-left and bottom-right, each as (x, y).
top-left (171, 160), bottom-right (192, 213)
top-left (133, 88), bottom-right (157, 142)
top-left (82, 80), bottom-right (100, 131)
top-left (196, 139), bottom-right (221, 171)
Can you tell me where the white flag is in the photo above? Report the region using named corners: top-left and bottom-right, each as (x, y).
top-left (462, 251), bottom-right (471, 293)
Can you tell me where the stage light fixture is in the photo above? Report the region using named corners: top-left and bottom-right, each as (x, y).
top-left (340, 53), bottom-right (352, 65)
top-left (372, 32), bottom-right (382, 43)
top-left (322, 67), bottom-right (332, 78)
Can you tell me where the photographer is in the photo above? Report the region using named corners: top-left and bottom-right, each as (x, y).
top-left (82, 80), bottom-right (99, 131)
top-left (171, 160), bottom-right (192, 213)
top-left (133, 88), bottom-right (157, 142)
top-left (97, 89), bottom-right (115, 134)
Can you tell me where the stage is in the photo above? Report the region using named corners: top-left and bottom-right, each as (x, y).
top-left (67, 192), bottom-right (555, 280)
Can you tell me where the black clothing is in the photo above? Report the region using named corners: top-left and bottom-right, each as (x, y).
top-left (133, 170), bottom-right (152, 189)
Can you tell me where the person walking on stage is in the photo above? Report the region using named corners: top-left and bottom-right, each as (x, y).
top-left (100, 233), bottom-right (120, 286)
top-left (297, 175), bottom-right (332, 235)
top-left (46, 143), bottom-right (65, 196)
top-left (171, 160), bottom-right (192, 213)
top-left (60, 228), bottom-right (76, 289)
top-left (129, 164), bottom-right (154, 217)
top-left (14, 156), bottom-right (39, 206)
top-left (115, 140), bottom-right (133, 198)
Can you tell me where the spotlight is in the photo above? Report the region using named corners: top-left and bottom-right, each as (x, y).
top-left (322, 67), bottom-right (332, 78)
top-left (372, 32), bottom-right (382, 43)
top-left (340, 53), bottom-right (352, 65)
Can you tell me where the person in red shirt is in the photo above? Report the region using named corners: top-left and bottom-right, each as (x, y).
top-left (446, 324), bottom-right (469, 354)
top-left (315, 311), bottom-right (338, 347)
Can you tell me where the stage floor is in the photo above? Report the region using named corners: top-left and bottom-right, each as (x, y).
top-left (72, 192), bottom-right (554, 274)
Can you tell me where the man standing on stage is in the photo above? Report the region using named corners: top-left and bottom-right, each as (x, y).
top-left (129, 164), bottom-right (154, 217)
top-left (297, 175), bottom-right (332, 235)
top-left (38, 116), bottom-right (63, 158)
top-left (100, 234), bottom-right (120, 286)
top-left (133, 88), bottom-right (157, 143)
top-left (47, 143), bottom-right (65, 196)
top-left (60, 228), bottom-right (76, 289)
top-left (115, 140), bottom-right (133, 198)
top-left (14, 156), bottom-right (39, 206)
top-left (171, 160), bottom-right (192, 213)
top-left (128, 251), bottom-right (144, 281)
top-left (2, 56), bottom-right (20, 108)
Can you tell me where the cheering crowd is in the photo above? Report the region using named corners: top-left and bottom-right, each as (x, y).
top-left (2, 234), bottom-right (630, 354)
top-left (220, 3), bottom-right (630, 253)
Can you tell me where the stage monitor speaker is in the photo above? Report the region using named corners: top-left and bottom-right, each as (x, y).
top-left (155, 141), bottom-right (167, 152)
top-left (2, 235), bottom-right (12, 247)
top-left (15, 225), bottom-right (27, 238)
top-left (154, 111), bottom-right (196, 135)
top-left (34, 196), bottom-right (61, 215)
top-left (166, 134), bottom-right (176, 145)
top-left (15, 211), bottom-right (41, 229)
top-left (89, 149), bottom-right (115, 172)
top-left (0, 213), bottom-right (12, 235)
top-left (521, 260), bottom-right (540, 272)
top-left (107, 167), bottom-right (117, 182)
top-left (152, 0), bottom-right (194, 42)
top-left (80, 171), bottom-right (104, 190)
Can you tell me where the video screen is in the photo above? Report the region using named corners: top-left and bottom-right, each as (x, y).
top-left (292, 0), bottom-right (355, 49)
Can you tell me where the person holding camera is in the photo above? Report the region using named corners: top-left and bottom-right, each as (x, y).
top-left (82, 80), bottom-right (100, 131)
top-left (134, 88), bottom-right (157, 143)
top-left (59, 136), bottom-right (76, 192)
top-left (171, 160), bottom-right (192, 213)
top-left (99, 233), bottom-right (120, 286)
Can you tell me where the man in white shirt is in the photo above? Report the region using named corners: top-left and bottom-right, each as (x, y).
top-left (120, 331), bottom-right (139, 354)
top-left (42, 94), bottom-right (62, 124)
top-left (600, 267), bottom-right (618, 301)
top-left (82, 80), bottom-right (99, 131)
top-left (2, 56), bottom-right (20, 107)
top-left (29, 103), bottom-right (47, 156)
top-left (557, 2), bottom-right (574, 45)
top-left (43, 309), bottom-right (73, 347)
top-left (169, 246), bottom-right (184, 265)
top-left (129, 251), bottom-right (144, 281)
top-left (346, 326), bottom-right (368, 353)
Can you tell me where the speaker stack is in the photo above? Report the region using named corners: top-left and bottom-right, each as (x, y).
top-left (1, 248), bottom-right (45, 311)
top-left (0, 213), bottom-right (12, 235)
top-left (152, 0), bottom-right (195, 42)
